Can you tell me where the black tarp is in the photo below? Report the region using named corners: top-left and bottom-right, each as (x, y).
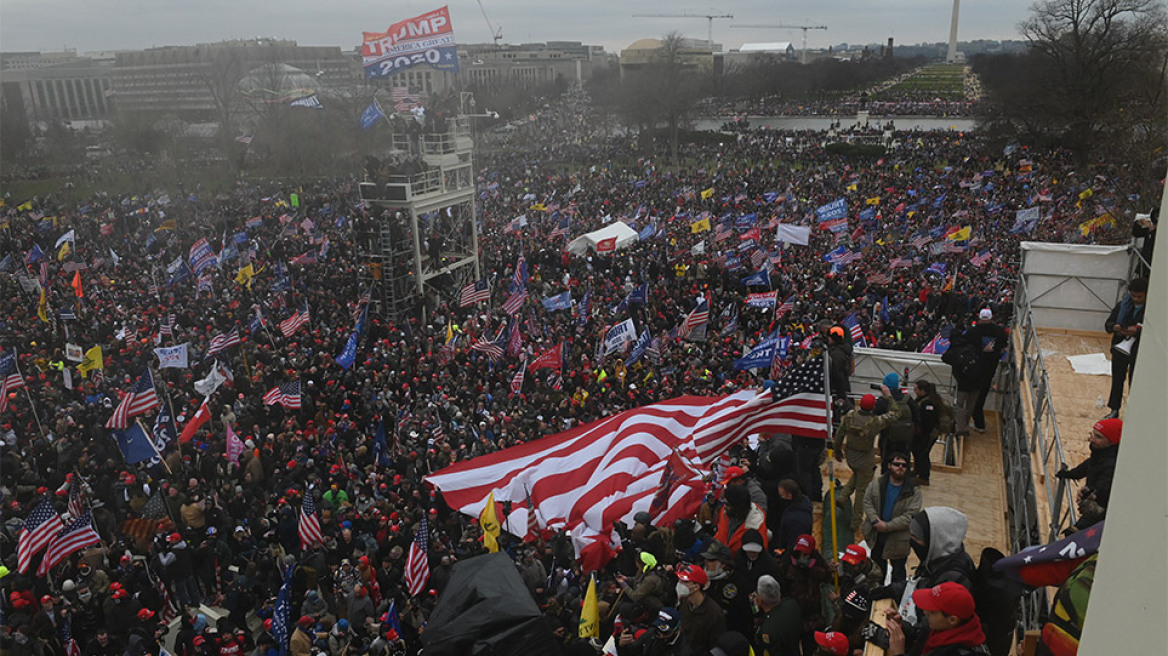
top-left (420, 552), bottom-right (562, 656)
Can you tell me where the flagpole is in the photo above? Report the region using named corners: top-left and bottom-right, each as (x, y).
top-left (159, 369), bottom-right (184, 469)
top-left (137, 417), bottom-right (173, 474)
top-left (15, 354), bottom-right (47, 439)
top-left (821, 340), bottom-right (840, 594)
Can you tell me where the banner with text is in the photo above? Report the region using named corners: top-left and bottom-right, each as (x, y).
top-left (362, 6), bottom-right (460, 79)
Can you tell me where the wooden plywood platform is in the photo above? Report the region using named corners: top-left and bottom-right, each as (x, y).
top-left (817, 411), bottom-right (1010, 564)
top-left (1021, 328), bottom-right (1117, 534)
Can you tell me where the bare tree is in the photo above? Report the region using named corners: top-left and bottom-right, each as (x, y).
top-left (650, 32), bottom-right (705, 168)
top-left (1019, 0), bottom-right (1168, 153)
top-left (196, 47), bottom-right (247, 137)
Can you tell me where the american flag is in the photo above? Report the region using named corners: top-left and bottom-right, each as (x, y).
top-left (970, 250), bottom-right (993, 267)
top-left (0, 350), bottom-right (25, 414)
top-left (61, 614), bottom-right (81, 656)
top-left (246, 216), bottom-right (263, 229)
top-left (146, 564), bottom-right (180, 623)
top-left (235, 135), bottom-right (254, 145)
top-left (459, 279), bottom-right (491, 307)
top-left (264, 381), bottom-right (302, 409)
top-left (524, 485), bottom-right (540, 543)
top-left (405, 516), bottom-right (431, 596)
top-left (279, 303), bottom-right (310, 337)
top-left (392, 86), bottom-right (423, 113)
top-left (17, 498), bottom-right (65, 573)
top-left (502, 291), bottom-right (527, 315)
top-left (62, 261), bottom-right (88, 273)
top-left (105, 368), bottom-right (160, 429)
top-left (290, 251), bottom-right (317, 265)
top-left (205, 326), bottom-right (241, 358)
top-left (549, 216), bottom-right (570, 239)
top-left (510, 362), bottom-right (526, 396)
top-left (506, 321), bottom-right (524, 357)
top-left (38, 510), bottom-right (101, 576)
top-left (159, 313), bottom-right (176, 337)
top-left (750, 249), bottom-right (767, 270)
top-left (299, 493), bottom-right (323, 549)
top-left (867, 272), bottom-right (892, 286)
top-left (427, 372), bottom-right (829, 567)
top-left (714, 223), bottom-right (733, 242)
top-left (910, 234), bottom-right (932, 250)
top-left (471, 326), bottom-right (507, 363)
top-left (67, 480), bottom-right (86, 520)
top-left (678, 299), bottom-right (709, 339)
top-left (300, 217), bottom-right (316, 233)
top-left (843, 313), bottom-right (867, 347)
top-left (889, 257), bottom-right (914, 269)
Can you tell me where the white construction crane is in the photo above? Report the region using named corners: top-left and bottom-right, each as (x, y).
top-left (476, 0), bottom-right (503, 45)
top-left (632, 12), bottom-right (734, 51)
top-left (731, 23), bottom-right (828, 64)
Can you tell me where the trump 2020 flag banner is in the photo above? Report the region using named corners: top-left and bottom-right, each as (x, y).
top-left (601, 319), bottom-right (636, 356)
top-left (153, 343), bottom-right (189, 369)
top-left (362, 6), bottom-right (459, 79)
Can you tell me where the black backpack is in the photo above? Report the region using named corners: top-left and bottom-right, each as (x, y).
top-left (972, 547), bottom-right (1026, 656)
top-left (943, 344), bottom-right (982, 384)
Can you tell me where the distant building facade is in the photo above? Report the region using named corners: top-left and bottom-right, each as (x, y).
top-left (458, 41), bottom-right (612, 90)
top-left (0, 51), bottom-right (115, 126)
top-left (619, 38), bottom-right (718, 78)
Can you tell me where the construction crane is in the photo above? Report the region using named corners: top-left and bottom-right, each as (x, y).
top-left (632, 13), bottom-right (734, 51)
top-left (731, 23), bottom-right (827, 64)
top-left (476, 0), bottom-right (503, 45)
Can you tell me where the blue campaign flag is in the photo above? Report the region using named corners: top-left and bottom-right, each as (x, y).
top-left (111, 423), bottom-right (157, 465)
top-left (815, 198), bottom-right (848, 222)
top-left (541, 291), bottom-right (572, 312)
top-left (777, 336), bottom-right (791, 361)
top-left (634, 180), bottom-right (648, 188)
top-left (932, 193), bottom-right (947, 209)
top-left (373, 421), bottom-right (393, 467)
top-left (880, 295), bottom-right (890, 323)
top-left (26, 244), bottom-right (45, 265)
top-left (928, 225), bottom-right (948, 239)
top-left (629, 283), bottom-right (649, 306)
top-left (273, 564), bottom-right (295, 656)
top-left (59, 307), bottom-right (76, 321)
top-left (576, 289), bottom-right (592, 326)
top-left (233, 232), bottom-right (249, 245)
top-left (383, 600), bottom-right (405, 642)
top-left (741, 268), bottom-right (771, 287)
top-left (924, 262), bottom-right (948, 277)
top-left (354, 304), bottom-right (369, 337)
top-left (823, 245), bottom-right (848, 262)
top-left (735, 213), bottom-right (758, 229)
top-left (335, 332), bottom-right (359, 370)
top-left (638, 223), bottom-right (657, 241)
top-left (145, 232), bottom-right (158, 251)
top-left (626, 329), bottom-right (652, 367)
top-left (167, 263), bottom-right (192, 287)
top-left (153, 407), bottom-right (177, 452)
top-left (858, 207), bottom-right (876, 221)
top-left (734, 338), bottom-right (778, 371)
top-left (0, 254), bottom-right (12, 273)
top-left (360, 99), bottom-right (387, 130)
top-left (763, 191), bottom-right (780, 203)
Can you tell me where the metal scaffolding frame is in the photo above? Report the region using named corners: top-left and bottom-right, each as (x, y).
top-left (357, 116), bottom-right (480, 325)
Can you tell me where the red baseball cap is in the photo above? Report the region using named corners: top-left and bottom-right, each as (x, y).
top-left (794, 534), bottom-right (816, 554)
top-left (676, 563), bottom-right (708, 586)
top-left (814, 631), bottom-right (850, 656)
top-left (912, 581), bottom-right (977, 620)
top-left (841, 544), bottom-right (867, 565)
top-left (859, 394), bottom-right (877, 411)
top-left (721, 466), bottom-right (745, 485)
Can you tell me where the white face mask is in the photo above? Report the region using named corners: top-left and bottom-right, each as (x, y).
top-left (675, 582), bottom-right (692, 598)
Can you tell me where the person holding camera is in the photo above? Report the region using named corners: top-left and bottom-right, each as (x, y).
top-left (1103, 277), bottom-right (1147, 419)
top-left (1056, 418), bottom-right (1121, 530)
top-left (883, 582), bottom-right (988, 656)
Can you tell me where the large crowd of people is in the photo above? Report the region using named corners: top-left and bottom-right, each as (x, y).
top-left (0, 84), bottom-right (1155, 656)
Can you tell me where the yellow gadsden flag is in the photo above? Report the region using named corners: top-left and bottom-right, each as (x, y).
top-left (700, 187), bottom-right (714, 200)
top-left (234, 264), bottom-right (255, 288)
top-left (690, 217), bottom-right (711, 234)
top-left (480, 491), bottom-right (501, 553)
top-left (78, 346), bottom-right (104, 378)
top-left (579, 574), bottom-right (599, 638)
top-left (37, 288), bottom-right (49, 323)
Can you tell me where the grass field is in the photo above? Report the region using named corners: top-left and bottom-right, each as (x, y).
top-left (872, 63), bottom-right (967, 100)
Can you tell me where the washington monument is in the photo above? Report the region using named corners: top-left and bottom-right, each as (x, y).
top-left (947, 0), bottom-right (961, 62)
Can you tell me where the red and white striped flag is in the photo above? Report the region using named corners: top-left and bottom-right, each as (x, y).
top-left (510, 361), bottom-right (526, 397)
top-left (105, 368), bottom-right (160, 429)
top-left (205, 327), bottom-right (241, 358)
top-left (427, 363), bottom-right (826, 568)
top-left (299, 493), bottom-right (323, 549)
top-left (279, 304), bottom-right (310, 338)
top-left (502, 291), bottom-right (527, 315)
top-left (38, 511), bottom-right (101, 576)
top-left (405, 516), bottom-right (430, 596)
top-left (17, 499), bottom-right (65, 574)
top-left (66, 480), bottom-right (86, 520)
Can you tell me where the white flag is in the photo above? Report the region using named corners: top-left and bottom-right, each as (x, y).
top-left (690, 241), bottom-right (706, 255)
top-left (154, 343), bottom-right (190, 369)
top-left (194, 365), bottom-right (227, 397)
top-left (775, 224), bottom-right (811, 246)
top-left (55, 230), bottom-right (76, 249)
top-left (601, 319), bottom-right (637, 356)
top-left (109, 248), bottom-right (121, 267)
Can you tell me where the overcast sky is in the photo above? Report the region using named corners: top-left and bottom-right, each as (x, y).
top-left (1, 0), bottom-right (1032, 56)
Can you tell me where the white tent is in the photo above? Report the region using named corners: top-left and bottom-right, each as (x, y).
top-left (566, 222), bottom-right (639, 256)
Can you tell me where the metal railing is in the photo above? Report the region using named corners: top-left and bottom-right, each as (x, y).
top-left (1003, 273), bottom-right (1083, 632)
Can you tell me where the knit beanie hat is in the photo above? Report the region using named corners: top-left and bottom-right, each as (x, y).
top-left (1093, 418), bottom-right (1122, 445)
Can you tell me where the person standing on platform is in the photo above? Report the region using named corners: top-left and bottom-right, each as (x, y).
top-left (1102, 277), bottom-right (1147, 419)
top-left (950, 309), bottom-right (1008, 434)
top-left (1057, 418), bottom-right (1121, 530)
top-left (860, 453), bottom-right (922, 583)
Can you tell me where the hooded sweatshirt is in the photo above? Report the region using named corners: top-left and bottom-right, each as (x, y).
top-left (912, 507), bottom-right (975, 592)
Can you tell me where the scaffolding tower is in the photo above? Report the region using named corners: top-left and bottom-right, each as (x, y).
top-left (357, 115), bottom-right (480, 325)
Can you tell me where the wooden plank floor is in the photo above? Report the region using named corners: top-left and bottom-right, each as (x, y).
top-left (816, 411), bottom-right (1010, 566)
top-left (1022, 328), bottom-right (1117, 533)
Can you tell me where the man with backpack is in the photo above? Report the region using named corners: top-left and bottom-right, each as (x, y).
top-left (834, 388), bottom-right (908, 533)
top-left (947, 309), bottom-right (1008, 435)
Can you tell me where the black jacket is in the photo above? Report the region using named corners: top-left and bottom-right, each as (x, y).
top-left (1064, 444), bottom-right (1118, 508)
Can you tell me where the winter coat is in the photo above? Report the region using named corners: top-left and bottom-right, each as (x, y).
top-left (860, 475), bottom-right (923, 560)
top-left (1063, 444), bottom-right (1118, 508)
top-left (915, 507), bottom-right (976, 592)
